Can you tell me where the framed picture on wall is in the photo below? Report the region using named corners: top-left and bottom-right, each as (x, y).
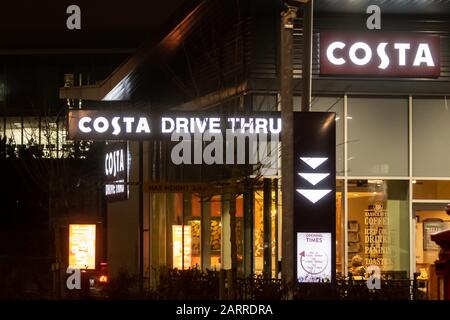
top-left (348, 220), bottom-right (359, 232)
top-left (348, 242), bottom-right (360, 253)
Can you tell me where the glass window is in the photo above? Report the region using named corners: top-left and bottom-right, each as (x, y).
top-left (210, 195), bottom-right (222, 269)
top-left (347, 180), bottom-right (410, 277)
top-left (413, 180), bottom-right (450, 200)
top-left (254, 190), bottom-right (264, 274)
top-left (186, 194), bottom-right (201, 268)
top-left (415, 206), bottom-right (450, 299)
top-left (23, 117), bottom-right (39, 146)
top-left (348, 97), bottom-right (408, 177)
top-left (41, 117), bottom-right (57, 158)
top-left (253, 94), bottom-right (277, 112)
top-left (311, 96), bottom-right (345, 176)
top-left (0, 117), bottom-right (4, 139)
top-left (5, 117), bottom-right (22, 146)
top-left (58, 117), bottom-right (70, 158)
top-left (413, 98), bottom-right (450, 177)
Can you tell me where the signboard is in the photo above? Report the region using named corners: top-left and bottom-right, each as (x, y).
top-left (172, 225), bottom-right (192, 270)
top-left (68, 111), bottom-right (281, 174)
top-left (294, 112), bottom-right (336, 283)
top-left (297, 232), bottom-right (332, 283)
top-left (104, 142), bottom-right (129, 201)
top-left (68, 224), bottom-right (96, 270)
top-left (68, 110), bottom-right (281, 141)
top-left (320, 32), bottom-right (440, 77)
top-left (147, 183), bottom-right (211, 194)
top-left (423, 219), bottom-right (443, 251)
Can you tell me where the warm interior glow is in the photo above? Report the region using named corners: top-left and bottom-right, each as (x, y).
top-left (173, 225), bottom-right (192, 270)
top-left (69, 224), bottom-right (96, 270)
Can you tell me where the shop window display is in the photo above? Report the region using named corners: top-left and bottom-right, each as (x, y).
top-left (347, 180), bottom-right (410, 278)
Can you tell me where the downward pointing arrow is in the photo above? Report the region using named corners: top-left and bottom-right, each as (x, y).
top-left (296, 189), bottom-right (332, 204)
top-left (298, 173), bottom-right (330, 186)
top-left (300, 157), bottom-right (328, 169)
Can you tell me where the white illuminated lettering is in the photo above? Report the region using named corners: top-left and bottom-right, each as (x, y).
top-left (176, 118), bottom-right (189, 133)
top-left (349, 42), bottom-right (372, 66)
top-left (78, 117), bottom-right (92, 133)
top-left (93, 117), bottom-right (109, 133)
top-left (111, 117), bottom-right (121, 135)
top-left (255, 118), bottom-right (268, 134)
top-left (377, 43), bottom-right (389, 69)
top-left (119, 149), bottom-right (124, 172)
top-left (209, 118), bottom-right (221, 134)
top-left (136, 117), bottom-right (150, 133)
top-left (122, 117), bottom-right (135, 133)
top-left (394, 43), bottom-right (411, 66)
top-left (326, 41), bottom-right (346, 65)
top-left (240, 118), bottom-right (254, 133)
top-left (195, 118), bottom-right (208, 133)
top-left (105, 155), bottom-right (109, 175)
top-left (413, 43), bottom-right (435, 67)
top-left (227, 118), bottom-right (237, 132)
top-left (162, 117), bottom-right (175, 133)
top-left (269, 118), bottom-right (282, 134)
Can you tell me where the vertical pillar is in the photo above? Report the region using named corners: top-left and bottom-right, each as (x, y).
top-left (243, 184), bottom-right (254, 276)
top-left (263, 179), bottom-right (272, 278)
top-left (201, 196), bottom-right (211, 271)
top-left (280, 5), bottom-right (298, 284)
top-left (221, 193), bottom-right (231, 271)
top-left (301, 0), bottom-right (313, 112)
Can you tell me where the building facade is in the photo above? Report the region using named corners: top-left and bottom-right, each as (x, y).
top-left (60, 0), bottom-right (450, 297)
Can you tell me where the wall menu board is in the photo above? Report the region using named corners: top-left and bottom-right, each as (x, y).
top-left (423, 219), bottom-right (443, 251)
top-left (68, 224), bottom-right (96, 270)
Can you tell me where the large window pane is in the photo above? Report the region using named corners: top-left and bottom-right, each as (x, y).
top-left (5, 117), bottom-right (22, 145)
top-left (413, 180), bottom-right (450, 200)
top-left (23, 117), bottom-right (39, 146)
top-left (348, 180), bottom-right (409, 277)
top-left (311, 97), bottom-right (344, 175)
top-left (348, 98), bottom-right (408, 176)
top-left (413, 98), bottom-right (450, 177)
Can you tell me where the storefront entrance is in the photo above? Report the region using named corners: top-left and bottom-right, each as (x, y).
top-left (413, 202), bottom-right (450, 299)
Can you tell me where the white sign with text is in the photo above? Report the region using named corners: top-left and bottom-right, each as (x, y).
top-left (297, 232), bottom-right (332, 283)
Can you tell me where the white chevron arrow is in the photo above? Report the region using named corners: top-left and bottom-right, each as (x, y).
top-left (300, 157), bottom-right (328, 169)
top-left (298, 173), bottom-right (330, 186)
top-left (296, 189), bottom-right (332, 204)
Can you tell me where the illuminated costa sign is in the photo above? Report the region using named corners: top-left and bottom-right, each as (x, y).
top-left (104, 142), bottom-right (129, 201)
top-left (320, 32), bottom-right (440, 77)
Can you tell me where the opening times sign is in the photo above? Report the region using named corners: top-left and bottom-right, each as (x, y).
top-left (297, 233), bottom-right (332, 282)
top-left (294, 112), bottom-right (336, 283)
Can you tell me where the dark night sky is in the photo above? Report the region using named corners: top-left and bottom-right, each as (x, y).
top-left (0, 0), bottom-right (188, 48)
